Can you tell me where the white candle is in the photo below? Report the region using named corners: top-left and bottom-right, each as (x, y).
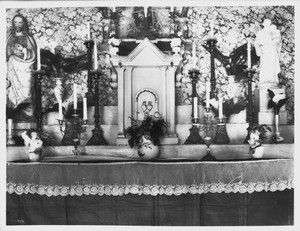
top-left (218, 96), bottom-right (223, 118)
top-left (37, 44), bottom-right (41, 70)
top-left (112, 6), bottom-right (116, 12)
top-left (87, 22), bottom-right (90, 40)
top-left (206, 81), bottom-right (210, 108)
top-left (170, 6), bottom-right (174, 12)
top-left (58, 98), bottom-right (63, 120)
top-left (144, 6), bottom-right (148, 17)
top-left (83, 97), bottom-right (87, 120)
top-left (193, 97), bottom-right (198, 119)
top-left (247, 41), bottom-right (251, 68)
top-left (210, 20), bottom-right (214, 38)
top-left (74, 83), bottom-right (77, 110)
top-left (94, 40), bottom-right (98, 70)
top-left (7, 119), bottom-right (13, 137)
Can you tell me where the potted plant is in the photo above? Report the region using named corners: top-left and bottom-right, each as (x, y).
top-left (125, 113), bottom-right (168, 160)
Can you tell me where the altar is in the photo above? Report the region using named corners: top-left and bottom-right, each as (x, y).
top-left (4, 3), bottom-right (295, 228)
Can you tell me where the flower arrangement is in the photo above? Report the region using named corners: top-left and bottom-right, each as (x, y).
top-left (108, 37), bottom-right (121, 47)
top-left (125, 113), bottom-right (168, 148)
top-left (248, 125), bottom-right (271, 153)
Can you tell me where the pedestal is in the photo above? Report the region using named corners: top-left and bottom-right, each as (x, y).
top-left (254, 87), bottom-right (288, 124)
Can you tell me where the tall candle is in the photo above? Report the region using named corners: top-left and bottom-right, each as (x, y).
top-left (210, 20), bottom-right (214, 38)
top-left (206, 81), bottom-right (210, 108)
top-left (7, 119), bottom-right (13, 137)
top-left (83, 97), bottom-right (87, 120)
top-left (218, 96), bottom-right (223, 118)
top-left (37, 44), bottom-right (41, 70)
top-left (74, 83), bottom-right (77, 110)
top-left (193, 97), bottom-right (198, 119)
top-left (247, 41), bottom-right (251, 68)
top-left (58, 98), bottom-right (63, 120)
top-left (170, 6), bottom-right (174, 12)
top-left (87, 22), bottom-right (90, 40)
top-left (144, 6), bottom-right (148, 17)
top-left (94, 40), bottom-right (98, 70)
top-left (112, 6), bottom-right (116, 12)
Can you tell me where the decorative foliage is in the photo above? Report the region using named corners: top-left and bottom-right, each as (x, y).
top-left (267, 89), bottom-right (289, 115)
top-left (248, 125), bottom-right (271, 151)
top-left (6, 6), bottom-right (294, 123)
top-left (125, 114), bottom-right (168, 148)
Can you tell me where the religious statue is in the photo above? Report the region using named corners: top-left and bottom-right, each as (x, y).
top-left (254, 19), bottom-right (282, 87)
top-left (6, 14), bottom-right (37, 121)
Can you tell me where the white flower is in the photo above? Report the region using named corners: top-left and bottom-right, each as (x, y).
top-left (108, 37), bottom-right (120, 46)
top-left (171, 38), bottom-right (181, 48)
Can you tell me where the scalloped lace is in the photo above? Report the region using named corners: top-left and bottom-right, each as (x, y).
top-left (7, 178), bottom-right (294, 197)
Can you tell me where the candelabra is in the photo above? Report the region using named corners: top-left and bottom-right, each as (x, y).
top-left (206, 38), bottom-right (217, 98)
top-left (59, 109), bottom-right (88, 155)
top-left (84, 39), bottom-right (95, 102)
top-left (184, 69), bottom-right (204, 144)
top-left (87, 70), bottom-right (107, 145)
top-left (243, 68), bottom-right (256, 143)
top-left (33, 69), bottom-right (46, 135)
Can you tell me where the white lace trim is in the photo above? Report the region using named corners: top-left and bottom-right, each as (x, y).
top-left (7, 179), bottom-right (294, 197)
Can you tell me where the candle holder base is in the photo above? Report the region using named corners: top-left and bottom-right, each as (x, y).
top-left (6, 136), bottom-right (16, 146)
top-left (213, 119), bottom-right (230, 144)
top-left (87, 126), bottom-right (107, 145)
top-left (184, 124), bottom-right (205, 145)
top-left (201, 151), bottom-right (217, 161)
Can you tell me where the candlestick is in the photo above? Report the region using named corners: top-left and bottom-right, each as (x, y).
top-left (58, 98), bottom-right (63, 120)
top-left (37, 44), bottom-right (41, 70)
top-left (206, 81), bottom-right (210, 108)
top-left (247, 41), bottom-right (251, 68)
top-left (94, 40), bottom-right (98, 70)
top-left (193, 97), bottom-right (198, 119)
top-left (74, 83), bottom-right (77, 110)
top-left (87, 22), bottom-right (90, 40)
top-left (83, 97), bottom-right (87, 120)
top-left (8, 119), bottom-right (12, 137)
top-left (210, 20), bottom-right (214, 38)
top-left (218, 96), bottom-right (223, 118)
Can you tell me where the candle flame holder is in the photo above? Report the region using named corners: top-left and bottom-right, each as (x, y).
top-left (59, 109), bottom-right (88, 155)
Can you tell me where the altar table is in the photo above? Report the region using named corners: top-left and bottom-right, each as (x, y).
top-left (6, 158), bottom-right (294, 226)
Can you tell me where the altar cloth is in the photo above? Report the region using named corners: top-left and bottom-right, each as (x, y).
top-left (7, 158), bottom-right (294, 197)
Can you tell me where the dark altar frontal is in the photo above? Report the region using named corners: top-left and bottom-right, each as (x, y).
top-left (6, 154), bottom-right (294, 226)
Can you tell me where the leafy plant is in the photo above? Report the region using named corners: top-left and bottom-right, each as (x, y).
top-left (125, 115), bottom-right (168, 148)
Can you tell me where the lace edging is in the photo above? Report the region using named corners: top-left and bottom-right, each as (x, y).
top-left (7, 179), bottom-right (294, 197)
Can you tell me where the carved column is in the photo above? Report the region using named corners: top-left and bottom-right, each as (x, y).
top-left (116, 66), bottom-right (125, 138)
top-left (167, 65), bottom-right (177, 135)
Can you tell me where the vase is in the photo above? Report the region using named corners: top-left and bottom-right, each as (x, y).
top-left (137, 136), bottom-right (160, 160)
top-left (27, 148), bottom-right (43, 162)
top-left (252, 146), bottom-right (264, 158)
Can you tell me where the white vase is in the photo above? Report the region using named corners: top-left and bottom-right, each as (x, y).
top-left (137, 136), bottom-right (160, 160)
top-left (252, 146), bottom-right (265, 158)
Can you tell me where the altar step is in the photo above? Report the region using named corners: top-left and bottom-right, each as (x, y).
top-left (7, 143), bottom-right (294, 162)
